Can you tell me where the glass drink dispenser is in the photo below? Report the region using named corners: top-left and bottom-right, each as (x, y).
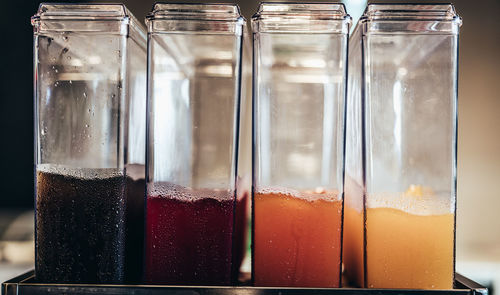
top-left (32, 4), bottom-right (147, 283)
top-left (343, 4), bottom-right (462, 289)
top-left (145, 4), bottom-right (246, 285)
top-left (252, 3), bottom-right (350, 287)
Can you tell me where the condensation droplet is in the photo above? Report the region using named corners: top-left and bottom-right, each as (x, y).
top-left (83, 92), bottom-right (87, 98)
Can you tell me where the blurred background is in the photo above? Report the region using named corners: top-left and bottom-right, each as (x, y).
top-left (0, 0), bottom-right (498, 292)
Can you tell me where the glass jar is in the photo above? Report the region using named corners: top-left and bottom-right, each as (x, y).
top-left (145, 3), bottom-right (246, 285)
top-left (344, 4), bottom-right (462, 289)
top-left (32, 4), bottom-right (146, 283)
top-left (252, 2), bottom-right (351, 287)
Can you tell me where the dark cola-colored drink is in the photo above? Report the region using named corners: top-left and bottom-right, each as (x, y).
top-left (36, 165), bottom-right (126, 283)
top-left (124, 164), bottom-right (145, 283)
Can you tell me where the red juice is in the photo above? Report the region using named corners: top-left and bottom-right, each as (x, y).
top-left (145, 183), bottom-right (235, 285)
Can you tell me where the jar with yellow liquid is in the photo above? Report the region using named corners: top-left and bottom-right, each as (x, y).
top-left (343, 4), bottom-right (462, 289)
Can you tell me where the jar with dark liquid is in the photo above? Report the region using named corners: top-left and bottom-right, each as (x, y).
top-left (32, 4), bottom-right (146, 283)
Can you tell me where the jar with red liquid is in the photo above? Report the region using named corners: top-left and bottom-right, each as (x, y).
top-left (252, 3), bottom-right (351, 288)
top-left (145, 3), bottom-right (247, 285)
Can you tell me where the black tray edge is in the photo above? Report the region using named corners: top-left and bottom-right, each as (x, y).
top-left (2, 270), bottom-right (489, 295)
top-left (455, 273), bottom-right (489, 295)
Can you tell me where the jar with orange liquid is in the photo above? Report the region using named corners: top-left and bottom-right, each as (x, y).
top-left (252, 3), bottom-right (351, 287)
top-left (343, 4), bottom-right (462, 289)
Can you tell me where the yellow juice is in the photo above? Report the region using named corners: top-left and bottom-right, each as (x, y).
top-left (365, 207), bottom-right (454, 289)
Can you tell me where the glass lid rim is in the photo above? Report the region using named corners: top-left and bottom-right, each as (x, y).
top-left (361, 3), bottom-right (461, 21)
top-left (32, 3), bottom-right (131, 21)
top-left (147, 2), bottom-right (243, 21)
top-left (253, 2), bottom-right (349, 19)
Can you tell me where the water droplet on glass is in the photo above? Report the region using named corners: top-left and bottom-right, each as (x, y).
top-left (63, 36), bottom-right (69, 42)
top-left (69, 80), bottom-right (72, 84)
top-left (54, 81), bottom-right (59, 87)
top-left (62, 47), bottom-right (68, 54)
top-left (85, 124), bottom-right (89, 128)
top-left (83, 92), bottom-right (87, 98)
top-left (111, 93), bottom-right (116, 99)
top-left (67, 56), bottom-right (71, 60)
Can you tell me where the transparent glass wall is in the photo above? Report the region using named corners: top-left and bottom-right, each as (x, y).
top-left (124, 17), bottom-right (147, 283)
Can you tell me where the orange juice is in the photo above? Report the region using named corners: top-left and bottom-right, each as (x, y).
top-left (365, 207), bottom-right (454, 289)
top-left (254, 189), bottom-right (342, 287)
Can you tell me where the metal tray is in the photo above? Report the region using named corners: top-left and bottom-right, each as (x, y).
top-left (2, 271), bottom-right (488, 295)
